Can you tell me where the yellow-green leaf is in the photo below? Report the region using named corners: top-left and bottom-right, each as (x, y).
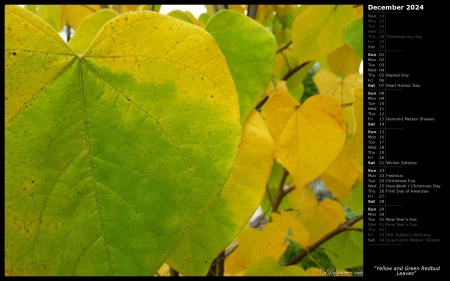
top-left (166, 111), bottom-right (274, 276)
top-left (6, 6), bottom-right (241, 276)
top-left (61, 5), bottom-right (102, 30)
top-left (342, 182), bottom-right (363, 215)
top-left (25, 5), bottom-right (64, 32)
top-left (344, 19), bottom-right (363, 60)
top-left (68, 9), bottom-right (119, 54)
top-left (275, 95), bottom-right (346, 190)
top-left (322, 228), bottom-right (363, 269)
top-left (206, 9), bottom-right (277, 125)
top-left (245, 256), bottom-right (306, 276)
top-left (292, 5), bottom-right (355, 64)
top-left (167, 10), bottom-right (196, 25)
top-left (285, 62), bottom-right (314, 101)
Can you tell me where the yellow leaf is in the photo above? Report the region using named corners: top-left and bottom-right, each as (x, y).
top-left (205, 5), bottom-right (216, 16)
top-left (347, 87), bottom-right (363, 174)
top-left (262, 82), bottom-right (299, 144)
top-left (275, 95), bottom-right (346, 190)
top-left (224, 239), bottom-right (248, 276)
top-left (256, 5), bottom-right (275, 25)
top-left (292, 5), bottom-right (356, 64)
top-left (155, 263), bottom-right (171, 276)
top-left (321, 87), bottom-right (363, 199)
top-left (60, 5), bottom-right (102, 30)
top-left (300, 199), bottom-right (346, 245)
top-left (245, 256), bottom-right (306, 276)
top-left (327, 44), bottom-right (362, 77)
top-left (287, 186), bottom-right (346, 246)
top-left (321, 143), bottom-right (360, 200)
top-left (228, 5), bottom-right (247, 14)
top-left (239, 223), bottom-right (288, 264)
top-left (354, 5), bottom-right (363, 19)
top-left (121, 5), bottom-right (140, 12)
top-left (271, 211), bottom-right (309, 248)
top-left (307, 267), bottom-right (325, 276)
top-left (287, 186), bottom-right (318, 213)
top-left (313, 69), bottom-right (363, 137)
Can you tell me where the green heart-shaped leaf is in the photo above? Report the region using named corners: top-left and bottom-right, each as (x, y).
top-left (5, 6), bottom-right (241, 276)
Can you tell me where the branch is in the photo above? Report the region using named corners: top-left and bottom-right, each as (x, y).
top-left (207, 251), bottom-right (225, 276)
top-left (255, 95), bottom-right (269, 110)
top-left (247, 5), bottom-right (258, 19)
top-left (281, 61), bottom-right (310, 81)
top-left (272, 169), bottom-right (294, 214)
top-left (285, 214), bottom-right (364, 265)
top-left (276, 41), bottom-right (292, 54)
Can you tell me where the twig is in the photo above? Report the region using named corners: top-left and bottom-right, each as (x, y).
top-left (281, 61), bottom-right (310, 81)
top-left (247, 5), bottom-right (258, 19)
top-left (285, 214), bottom-right (364, 265)
top-left (65, 24), bottom-right (71, 42)
top-left (255, 95), bottom-right (269, 110)
top-left (276, 41), bottom-right (292, 54)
